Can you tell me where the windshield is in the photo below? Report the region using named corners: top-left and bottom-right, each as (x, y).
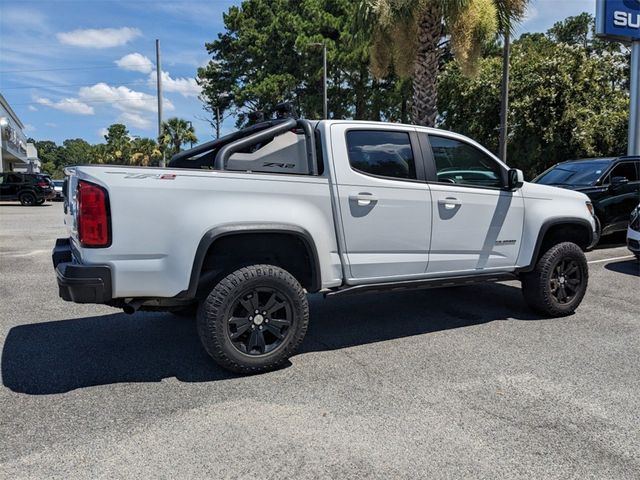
top-left (535, 161), bottom-right (611, 186)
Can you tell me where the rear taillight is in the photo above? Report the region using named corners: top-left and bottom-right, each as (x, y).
top-left (77, 180), bottom-right (110, 247)
top-left (37, 180), bottom-right (48, 187)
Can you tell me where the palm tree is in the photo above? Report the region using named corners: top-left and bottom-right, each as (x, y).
top-left (366, 0), bottom-right (528, 127)
top-left (159, 117), bottom-right (198, 155)
top-left (130, 138), bottom-right (162, 166)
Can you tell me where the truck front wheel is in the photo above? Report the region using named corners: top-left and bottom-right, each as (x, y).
top-left (197, 264), bottom-right (309, 374)
top-left (521, 242), bottom-right (588, 317)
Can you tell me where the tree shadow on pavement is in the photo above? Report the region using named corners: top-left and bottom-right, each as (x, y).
top-left (604, 259), bottom-right (640, 277)
top-left (2, 282), bottom-right (545, 395)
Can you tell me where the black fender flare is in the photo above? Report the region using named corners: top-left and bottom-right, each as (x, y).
top-left (177, 223), bottom-right (322, 298)
top-left (517, 217), bottom-right (595, 273)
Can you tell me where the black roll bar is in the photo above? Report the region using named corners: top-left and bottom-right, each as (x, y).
top-left (214, 117), bottom-right (298, 170)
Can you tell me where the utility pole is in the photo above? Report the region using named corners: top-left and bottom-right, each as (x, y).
top-left (498, 32), bottom-right (510, 163)
top-left (629, 41), bottom-right (640, 156)
top-left (322, 43), bottom-right (327, 120)
top-left (156, 39), bottom-right (165, 167)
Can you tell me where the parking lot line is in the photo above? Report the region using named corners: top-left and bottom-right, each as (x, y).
top-left (588, 255), bottom-right (634, 264)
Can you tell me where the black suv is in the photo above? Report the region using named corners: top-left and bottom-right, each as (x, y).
top-left (533, 156), bottom-right (640, 237)
top-left (0, 172), bottom-right (55, 206)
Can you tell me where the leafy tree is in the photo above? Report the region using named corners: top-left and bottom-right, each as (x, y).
top-left (103, 124), bottom-right (131, 164)
top-left (159, 117), bottom-right (197, 155)
top-left (60, 139), bottom-right (92, 166)
top-left (197, 0), bottom-right (409, 126)
top-left (437, 15), bottom-right (629, 177)
top-left (365, 0), bottom-right (529, 126)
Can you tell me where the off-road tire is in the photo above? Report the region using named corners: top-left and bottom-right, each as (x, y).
top-left (197, 264), bottom-right (309, 374)
top-left (19, 192), bottom-right (36, 206)
top-left (521, 242), bottom-right (588, 317)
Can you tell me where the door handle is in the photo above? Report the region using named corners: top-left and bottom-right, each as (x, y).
top-left (349, 192), bottom-right (377, 206)
top-left (438, 197), bottom-right (461, 210)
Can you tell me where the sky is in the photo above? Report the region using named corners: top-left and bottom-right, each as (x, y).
top-left (0, 0), bottom-right (597, 146)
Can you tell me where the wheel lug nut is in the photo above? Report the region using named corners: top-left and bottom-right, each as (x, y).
top-left (259, 326), bottom-right (263, 330)
top-left (265, 319), bottom-right (269, 323)
top-left (249, 316), bottom-right (253, 320)
top-left (262, 311), bottom-right (266, 315)
top-left (255, 310), bottom-right (259, 314)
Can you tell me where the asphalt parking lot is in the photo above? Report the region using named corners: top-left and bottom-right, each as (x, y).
top-left (0, 201), bottom-right (639, 479)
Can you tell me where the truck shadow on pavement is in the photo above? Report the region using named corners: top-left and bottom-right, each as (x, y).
top-left (604, 259), bottom-right (640, 276)
top-left (2, 282), bottom-right (545, 395)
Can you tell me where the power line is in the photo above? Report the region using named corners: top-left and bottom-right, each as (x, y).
top-left (0, 80), bottom-right (146, 90)
top-left (11, 97), bottom-right (163, 107)
top-left (0, 63), bottom-right (153, 74)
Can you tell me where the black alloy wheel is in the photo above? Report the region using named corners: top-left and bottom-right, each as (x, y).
top-left (549, 258), bottom-right (582, 304)
top-left (227, 287), bottom-right (293, 356)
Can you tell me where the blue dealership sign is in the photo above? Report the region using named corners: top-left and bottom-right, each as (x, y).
top-left (597, 0), bottom-right (640, 41)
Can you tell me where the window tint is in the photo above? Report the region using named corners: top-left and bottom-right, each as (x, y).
top-left (605, 162), bottom-right (639, 183)
top-left (429, 135), bottom-right (503, 188)
top-left (6, 174), bottom-right (22, 183)
top-left (346, 130), bottom-right (416, 180)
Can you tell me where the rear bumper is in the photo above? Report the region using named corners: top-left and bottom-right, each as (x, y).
top-left (52, 238), bottom-right (112, 304)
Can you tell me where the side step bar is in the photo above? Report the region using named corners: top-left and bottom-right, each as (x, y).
top-left (324, 272), bottom-right (518, 298)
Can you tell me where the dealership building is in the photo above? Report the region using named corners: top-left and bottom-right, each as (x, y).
top-left (0, 93), bottom-right (40, 173)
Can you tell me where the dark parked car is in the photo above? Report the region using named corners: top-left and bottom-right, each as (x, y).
top-left (0, 172), bottom-right (55, 206)
top-left (533, 156), bottom-right (640, 237)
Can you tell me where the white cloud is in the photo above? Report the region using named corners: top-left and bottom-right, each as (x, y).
top-left (45, 122), bottom-right (57, 128)
top-left (35, 96), bottom-right (94, 115)
top-left (28, 105), bottom-right (38, 112)
top-left (119, 112), bottom-right (152, 129)
top-left (98, 127), bottom-right (109, 139)
top-left (149, 70), bottom-right (201, 97)
top-left (57, 27), bottom-right (141, 48)
top-left (1, 7), bottom-right (48, 32)
top-left (115, 53), bottom-right (153, 73)
top-left (78, 82), bottom-right (173, 113)
top-left (77, 82), bottom-right (173, 131)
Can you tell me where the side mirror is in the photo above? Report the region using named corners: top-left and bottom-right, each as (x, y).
top-left (507, 168), bottom-right (524, 190)
top-left (610, 176), bottom-right (629, 187)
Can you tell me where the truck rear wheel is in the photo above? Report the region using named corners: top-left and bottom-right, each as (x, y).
top-left (521, 242), bottom-right (588, 317)
top-left (197, 264), bottom-right (309, 374)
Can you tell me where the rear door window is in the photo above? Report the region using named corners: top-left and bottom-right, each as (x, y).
top-left (346, 130), bottom-right (417, 180)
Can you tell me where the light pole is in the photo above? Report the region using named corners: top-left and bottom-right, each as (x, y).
top-left (629, 41), bottom-right (640, 156)
top-left (0, 117), bottom-right (7, 172)
top-left (308, 42), bottom-right (327, 119)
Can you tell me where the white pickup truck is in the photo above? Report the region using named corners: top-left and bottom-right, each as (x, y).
top-left (53, 117), bottom-right (598, 373)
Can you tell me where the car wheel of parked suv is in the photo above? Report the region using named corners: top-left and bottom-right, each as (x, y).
top-left (197, 264), bottom-right (309, 374)
top-left (521, 242), bottom-right (588, 317)
top-left (35, 199), bottom-right (45, 205)
top-left (19, 192), bottom-right (36, 206)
